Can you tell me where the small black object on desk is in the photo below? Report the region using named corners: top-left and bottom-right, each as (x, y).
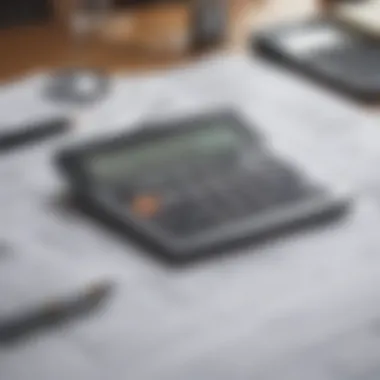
top-left (0, 118), bottom-right (69, 153)
top-left (0, 280), bottom-right (115, 345)
top-left (253, 17), bottom-right (380, 103)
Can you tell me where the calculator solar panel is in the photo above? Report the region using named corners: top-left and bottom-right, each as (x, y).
top-left (253, 18), bottom-right (380, 102)
top-left (57, 111), bottom-right (349, 261)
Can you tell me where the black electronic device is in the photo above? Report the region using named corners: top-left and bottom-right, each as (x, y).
top-left (57, 111), bottom-right (349, 261)
top-left (0, 118), bottom-right (69, 152)
top-left (253, 17), bottom-right (380, 102)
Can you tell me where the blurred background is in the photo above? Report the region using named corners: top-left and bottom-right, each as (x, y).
top-left (2, 1), bottom-right (380, 380)
top-left (0, 0), bottom-right (317, 79)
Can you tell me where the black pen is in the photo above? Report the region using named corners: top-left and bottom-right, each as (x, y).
top-left (0, 280), bottom-right (115, 345)
top-left (0, 117), bottom-right (70, 152)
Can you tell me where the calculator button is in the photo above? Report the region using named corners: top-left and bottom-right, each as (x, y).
top-left (156, 201), bottom-right (214, 237)
top-left (131, 195), bottom-right (162, 219)
top-left (230, 162), bottom-right (311, 216)
top-left (203, 190), bottom-right (240, 220)
top-left (115, 186), bottom-right (137, 203)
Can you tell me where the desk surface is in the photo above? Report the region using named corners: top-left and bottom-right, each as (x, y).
top-left (1, 52), bottom-right (380, 380)
top-left (2, 2), bottom-right (380, 379)
top-left (0, 0), bottom-right (317, 82)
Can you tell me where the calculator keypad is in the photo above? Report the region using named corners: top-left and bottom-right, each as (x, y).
top-left (116, 155), bottom-right (318, 238)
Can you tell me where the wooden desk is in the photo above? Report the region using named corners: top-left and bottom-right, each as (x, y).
top-left (0, 0), bottom-right (317, 82)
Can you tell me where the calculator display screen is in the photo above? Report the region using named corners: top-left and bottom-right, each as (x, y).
top-left (88, 125), bottom-right (243, 182)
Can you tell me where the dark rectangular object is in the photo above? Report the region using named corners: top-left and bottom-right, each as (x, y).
top-left (253, 17), bottom-right (380, 103)
top-left (57, 110), bottom-right (349, 262)
top-left (0, 118), bottom-right (70, 152)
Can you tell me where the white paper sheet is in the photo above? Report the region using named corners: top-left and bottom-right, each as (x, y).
top-left (1, 54), bottom-right (380, 380)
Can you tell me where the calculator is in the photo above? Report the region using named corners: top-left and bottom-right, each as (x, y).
top-left (253, 17), bottom-right (380, 102)
top-left (57, 111), bottom-right (349, 261)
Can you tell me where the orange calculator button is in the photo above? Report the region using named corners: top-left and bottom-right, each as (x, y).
top-left (131, 195), bottom-right (161, 218)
